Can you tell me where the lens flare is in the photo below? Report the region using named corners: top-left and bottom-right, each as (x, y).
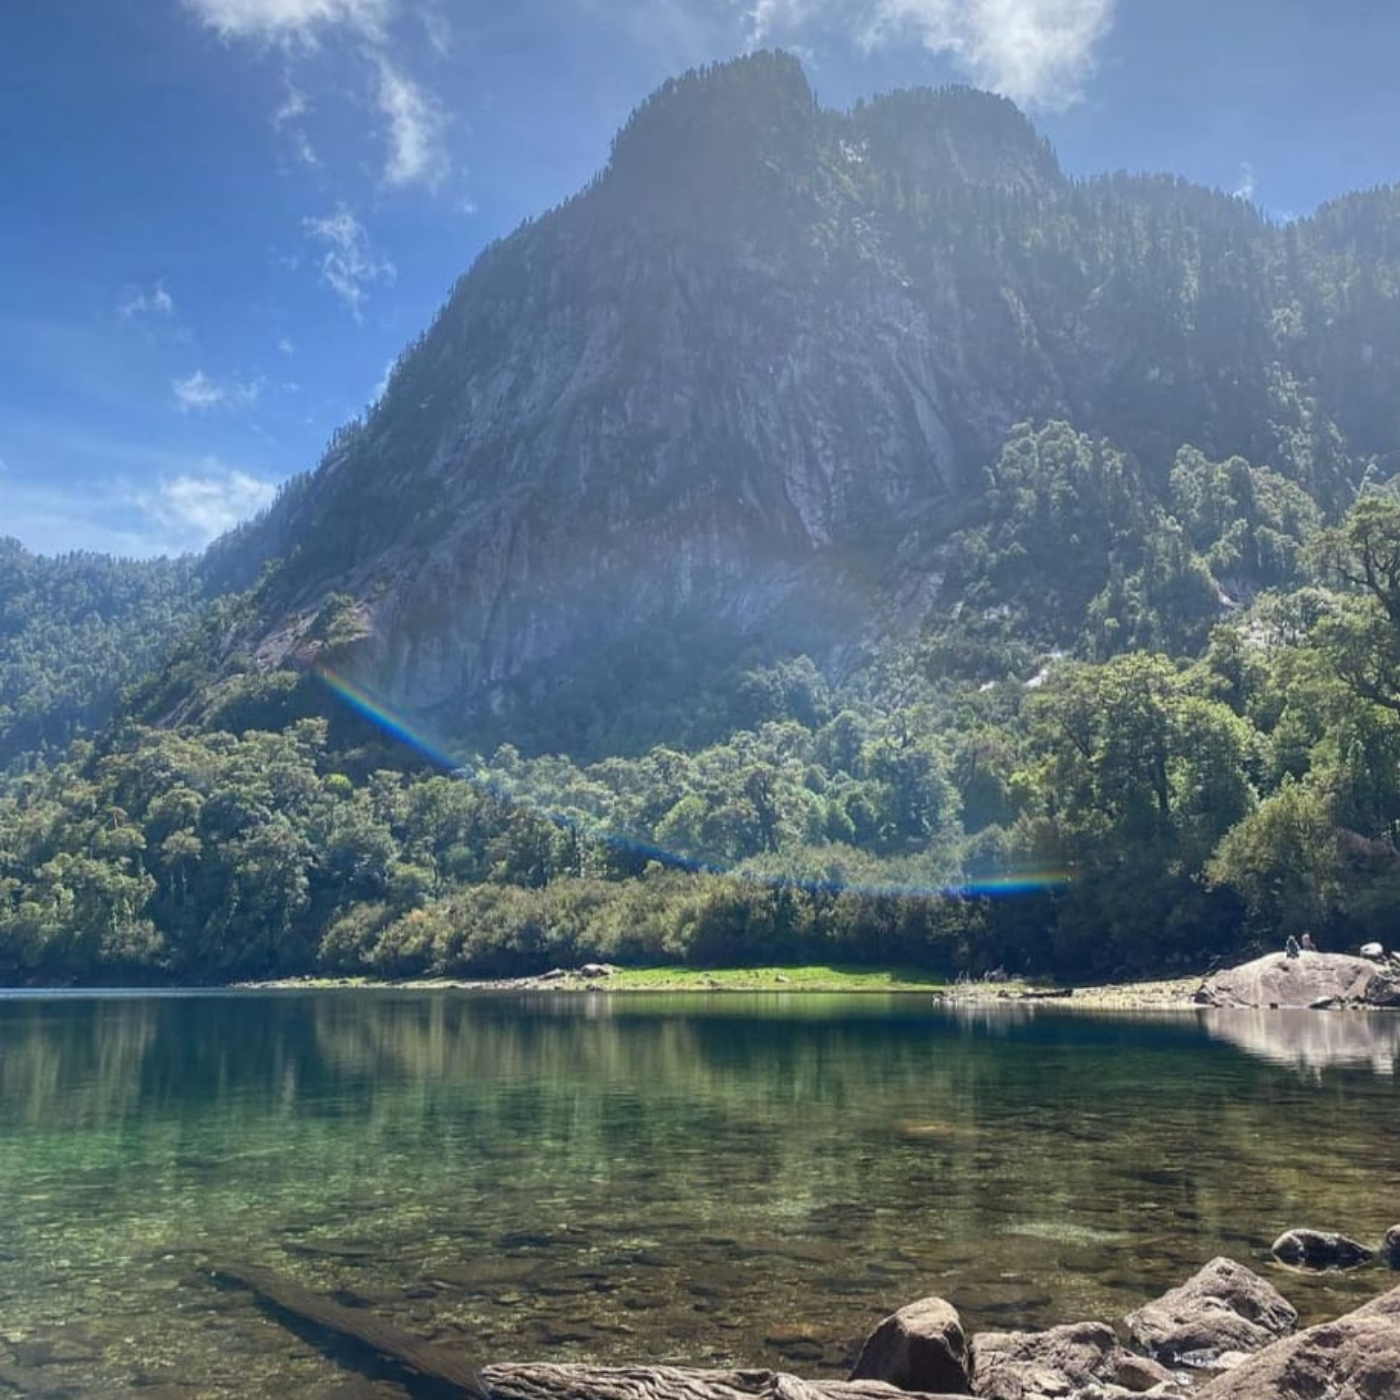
top-left (315, 662), bottom-right (1069, 900)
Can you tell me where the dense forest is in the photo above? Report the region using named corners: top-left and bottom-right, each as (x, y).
top-left (6, 420), bottom-right (1400, 985)
top-left (8, 55), bottom-right (1400, 985)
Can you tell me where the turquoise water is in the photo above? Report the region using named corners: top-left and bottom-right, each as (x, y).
top-left (0, 991), bottom-right (1397, 1398)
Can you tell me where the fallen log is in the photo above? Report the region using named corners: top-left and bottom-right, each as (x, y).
top-left (209, 1259), bottom-right (491, 1397)
top-left (208, 1260), bottom-right (963, 1400)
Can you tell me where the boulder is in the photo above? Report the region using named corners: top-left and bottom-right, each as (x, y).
top-left (969, 1320), bottom-right (1176, 1399)
top-left (1270, 1228), bottom-right (1375, 1270)
top-left (1124, 1258), bottom-right (1297, 1363)
top-left (1193, 1281), bottom-right (1400, 1399)
top-left (1384, 1227), bottom-right (1400, 1270)
top-left (1360, 942), bottom-right (1385, 960)
top-left (849, 1297), bottom-right (972, 1395)
top-left (1193, 952), bottom-right (1400, 1009)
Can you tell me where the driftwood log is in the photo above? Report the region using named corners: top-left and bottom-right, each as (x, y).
top-left (209, 1260), bottom-right (962, 1400)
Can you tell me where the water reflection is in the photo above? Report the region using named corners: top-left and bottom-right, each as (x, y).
top-left (1200, 1007), bottom-right (1400, 1076)
top-left (0, 993), bottom-right (1396, 1400)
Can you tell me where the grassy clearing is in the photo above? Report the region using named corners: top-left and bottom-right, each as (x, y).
top-left (602, 965), bottom-right (947, 992)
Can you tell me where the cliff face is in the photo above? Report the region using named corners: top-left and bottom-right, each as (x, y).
top-left (222, 51), bottom-right (1400, 747)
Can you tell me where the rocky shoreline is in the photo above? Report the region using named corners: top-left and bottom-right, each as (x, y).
top-left (198, 1243), bottom-right (1400, 1400)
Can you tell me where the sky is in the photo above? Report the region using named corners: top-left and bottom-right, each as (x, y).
top-left (4, 0), bottom-right (1400, 558)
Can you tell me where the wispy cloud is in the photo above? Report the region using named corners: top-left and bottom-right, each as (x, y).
top-left (272, 75), bottom-right (319, 165)
top-left (172, 368), bottom-right (263, 412)
top-left (1235, 161), bottom-right (1256, 202)
top-left (181, 0), bottom-right (389, 45)
top-left (747, 0), bottom-right (1116, 110)
top-left (278, 336), bottom-right (296, 355)
top-left (184, 0), bottom-right (449, 190)
top-left (3, 460), bottom-right (277, 557)
top-left (374, 54), bottom-right (448, 189)
top-left (140, 465), bottom-right (278, 544)
top-left (117, 281), bottom-right (176, 320)
top-left (303, 205), bottom-right (396, 317)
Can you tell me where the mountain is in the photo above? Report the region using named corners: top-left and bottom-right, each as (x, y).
top-left (197, 51), bottom-right (1397, 755)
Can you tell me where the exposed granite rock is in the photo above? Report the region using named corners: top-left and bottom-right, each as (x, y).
top-left (1124, 1257), bottom-right (1297, 1363)
top-left (1193, 1281), bottom-right (1400, 1399)
top-left (970, 1320), bottom-right (1177, 1399)
top-left (1193, 952), bottom-right (1400, 1009)
top-left (1270, 1228), bottom-right (1375, 1270)
top-left (1384, 1227), bottom-right (1400, 1270)
top-left (849, 1297), bottom-right (971, 1395)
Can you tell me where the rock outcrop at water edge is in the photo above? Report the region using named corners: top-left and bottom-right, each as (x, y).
top-left (969, 1319), bottom-right (1177, 1398)
top-left (1193, 952), bottom-right (1400, 1010)
top-left (1193, 1281), bottom-right (1400, 1399)
top-left (1123, 1257), bottom-right (1297, 1364)
top-left (848, 1297), bottom-right (971, 1394)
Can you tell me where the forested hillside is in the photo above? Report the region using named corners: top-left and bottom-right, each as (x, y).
top-left (0, 540), bottom-right (203, 771)
top-left (7, 55), bottom-right (1400, 984)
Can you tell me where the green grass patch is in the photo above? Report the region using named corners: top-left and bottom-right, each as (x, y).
top-left (604, 964), bottom-right (947, 992)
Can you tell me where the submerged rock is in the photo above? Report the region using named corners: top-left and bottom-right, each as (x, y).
top-left (849, 1296), bottom-right (972, 1395)
top-left (1270, 1228), bottom-right (1374, 1270)
top-left (969, 1320), bottom-right (1177, 1399)
top-left (1193, 952), bottom-right (1400, 1009)
top-left (1193, 1281), bottom-right (1400, 1399)
top-left (1124, 1257), bottom-right (1296, 1363)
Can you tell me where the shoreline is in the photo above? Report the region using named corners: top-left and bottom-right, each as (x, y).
top-left (230, 965), bottom-right (1209, 1009)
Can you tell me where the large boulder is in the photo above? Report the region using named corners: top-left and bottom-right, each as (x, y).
top-left (970, 1320), bottom-right (1177, 1399)
top-left (849, 1297), bottom-right (972, 1395)
top-left (1193, 1281), bottom-right (1400, 1399)
top-left (1194, 952), bottom-right (1400, 1009)
top-left (1384, 1227), bottom-right (1400, 1270)
top-left (1271, 1228), bottom-right (1375, 1270)
top-left (1124, 1258), bottom-right (1297, 1363)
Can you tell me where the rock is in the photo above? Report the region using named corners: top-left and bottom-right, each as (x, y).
top-left (1360, 942), bottom-right (1385, 960)
top-left (849, 1296), bottom-right (972, 1395)
top-left (1192, 1281), bottom-right (1400, 1399)
top-left (1384, 1227), bottom-right (1400, 1269)
top-left (1270, 1228), bottom-right (1375, 1270)
top-left (1193, 952), bottom-right (1400, 1009)
top-left (1124, 1257), bottom-right (1297, 1363)
top-left (969, 1320), bottom-right (1175, 1399)
top-left (578, 963), bottom-right (615, 979)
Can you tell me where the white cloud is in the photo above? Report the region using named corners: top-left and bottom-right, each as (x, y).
top-left (182, 0), bottom-right (389, 44)
top-left (272, 76), bottom-right (319, 165)
top-left (1235, 161), bottom-right (1256, 202)
top-left (746, 0), bottom-right (1116, 110)
top-left (142, 465), bottom-right (279, 544)
top-left (374, 54), bottom-right (448, 189)
top-left (173, 368), bottom-right (263, 412)
top-left (303, 205), bottom-right (396, 317)
top-left (3, 461), bottom-right (277, 558)
top-left (117, 282), bottom-right (176, 320)
top-left (278, 336), bottom-right (296, 355)
top-left (421, 2), bottom-right (452, 57)
top-left (863, 0), bottom-right (1117, 109)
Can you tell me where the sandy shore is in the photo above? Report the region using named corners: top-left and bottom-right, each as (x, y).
top-left (936, 975), bottom-right (1203, 1011)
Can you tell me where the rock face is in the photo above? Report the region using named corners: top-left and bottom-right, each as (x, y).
top-left (1193, 1282), bottom-right (1400, 1399)
top-left (969, 1320), bottom-right (1176, 1398)
top-left (1124, 1257), bottom-right (1297, 1363)
top-left (849, 1297), bottom-right (971, 1395)
top-left (1194, 952), bottom-right (1400, 1009)
top-left (195, 49), bottom-right (1400, 752)
top-left (1270, 1228), bottom-right (1375, 1270)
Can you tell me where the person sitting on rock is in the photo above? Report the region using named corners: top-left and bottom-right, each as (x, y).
top-left (1284, 935), bottom-right (1301, 959)
top-left (1300, 932), bottom-right (1317, 953)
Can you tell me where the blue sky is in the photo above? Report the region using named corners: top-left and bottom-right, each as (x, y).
top-left (4, 0), bottom-right (1400, 558)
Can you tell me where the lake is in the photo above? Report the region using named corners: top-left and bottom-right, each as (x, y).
top-left (1, 991), bottom-right (1397, 1398)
